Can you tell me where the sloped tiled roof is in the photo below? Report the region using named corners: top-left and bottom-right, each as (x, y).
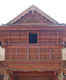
top-left (7, 5), bottom-right (59, 25)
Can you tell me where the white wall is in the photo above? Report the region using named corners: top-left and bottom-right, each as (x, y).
top-left (0, 47), bottom-right (5, 61)
top-left (62, 48), bottom-right (66, 60)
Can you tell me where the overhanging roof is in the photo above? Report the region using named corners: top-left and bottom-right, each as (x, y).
top-left (7, 5), bottom-right (59, 25)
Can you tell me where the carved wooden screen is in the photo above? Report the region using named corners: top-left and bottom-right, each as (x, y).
top-left (6, 48), bottom-right (15, 59)
top-left (39, 31), bottom-right (61, 60)
top-left (6, 47), bottom-right (27, 60)
top-left (17, 48), bottom-right (27, 60)
top-left (39, 31), bottom-right (58, 47)
top-left (5, 30), bottom-right (62, 61)
top-left (8, 31), bottom-right (27, 43)
top-left (29, 46), bottom-right (40, 60)
top-left (40, 48), bottom-right (48, 60)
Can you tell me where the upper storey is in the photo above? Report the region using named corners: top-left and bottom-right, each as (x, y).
top-left (7, 5), bottom-right (58, 25)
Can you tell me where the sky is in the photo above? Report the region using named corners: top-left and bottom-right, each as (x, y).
top-left (0, 0), bottom-right (66, 25)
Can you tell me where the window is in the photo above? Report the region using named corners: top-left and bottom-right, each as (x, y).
top-left (29, 32), bottom-right (37, 43)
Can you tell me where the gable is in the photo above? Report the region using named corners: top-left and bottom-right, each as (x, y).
top-left (7, 5), bottom-right (58, 25)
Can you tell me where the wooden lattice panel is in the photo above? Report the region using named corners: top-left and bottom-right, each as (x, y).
top-left (29, 46), bottom-right (40, 60)
top-left (40, 48), bottom-right (49, 60)
top-left (8, 31), bottom-right (27, 43)
top-left (29, 48), bottom-right (39, 60)
top-left (39, 31), bottom-right (58, 41)
top-left (16, 48), bottom-right (27, 60)
top-left (0, 31), bottom-right (8, 40)
top-left (39, 31), bottom-right (61, 49)
top-left (6, 47), bottom-right (27, 60)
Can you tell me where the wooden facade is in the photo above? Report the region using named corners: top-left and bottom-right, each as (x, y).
top-left (0, 5), bottom-right (66, 80)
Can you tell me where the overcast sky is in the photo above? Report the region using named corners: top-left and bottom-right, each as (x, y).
top-left (0, 0), bottom-right (66, 25)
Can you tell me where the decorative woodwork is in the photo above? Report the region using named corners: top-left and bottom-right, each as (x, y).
top-left (0, 5), bottom-right (65, 80)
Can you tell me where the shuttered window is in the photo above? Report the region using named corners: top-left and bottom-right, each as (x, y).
top-left (29, 32), bottom-right (37, 43)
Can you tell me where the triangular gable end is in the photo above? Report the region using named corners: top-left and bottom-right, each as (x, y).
top-left (7, 5), bottom-right (59, 25)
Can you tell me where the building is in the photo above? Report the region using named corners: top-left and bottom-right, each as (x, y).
top-left (0, 5), bottom-right (66, 80)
